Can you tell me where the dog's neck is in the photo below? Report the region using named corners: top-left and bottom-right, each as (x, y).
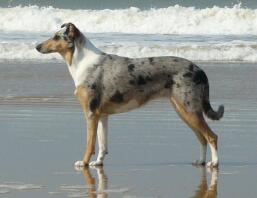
top-left (66, 35), bottom-right (102, 87)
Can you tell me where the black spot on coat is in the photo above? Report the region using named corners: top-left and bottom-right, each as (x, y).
top-left (145, 75), bottom-right (153, 81)
top-left (129, 80), bottom-right (135, 85)
top-left (193, 70), bottom-right (208, 85)
top-left (164, 79), bottom-right (174, 88)
top-left (137, 75), bottom-right (146, 85)
top-left (149, 57), bottom-right (154, 63)
top-left (128, 64), bottom-right (135, 72)
top-left (167, 74), bottom-right (171, 78)
top-left (89, 98), bottom-right (100, 112)
top-left (91, 83), bottom-right (97, 90)
top-left (189, 63), bottom-right (194, 72)
top-left (183, 72), bottom-right (193, 78)
top-left (108, 55), bottom-right (113, 60)
top-left (110, 90), bottom-right (124, 103)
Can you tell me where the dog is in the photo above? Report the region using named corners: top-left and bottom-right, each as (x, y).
top-left (36, 23), bottom-right (224, 168)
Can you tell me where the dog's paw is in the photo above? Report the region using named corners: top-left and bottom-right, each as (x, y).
top-left (74, 160), bottom-right (87, 171)
top-left (74, 160), bottom-right (85, 167)
top-left (207, 161), bottom-right (219, 167)
top-left (89, 160), bottom-right (103, 166)
top-left (192, 160), bottom-right (206, 166)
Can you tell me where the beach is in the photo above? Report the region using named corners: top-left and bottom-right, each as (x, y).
top-left (0, 61), bottom-right (257, 198)
top-left (1, 1), bottom-right (257, 197)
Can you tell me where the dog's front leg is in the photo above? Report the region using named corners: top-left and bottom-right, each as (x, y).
top-left (74, 86), bottom-right (100, 168)
top-left (89, 116), bottom-right (108, 166)
top-left (84, 115), bottom-right (99, 162)
top-left (75, 115), bottom-right (99, 168)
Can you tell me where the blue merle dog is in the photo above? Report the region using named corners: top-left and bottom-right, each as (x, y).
top-left (36, 23), bottom-right (224, 168)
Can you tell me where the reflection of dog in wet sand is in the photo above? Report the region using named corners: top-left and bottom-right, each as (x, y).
top-left (83, 167), bottom-right (108, 198)
top-left (192, 167), bottom-right (218, 198)
top-left (36, 23), bottom-right (224, 168)
top-left (81, 166), bottom-right (218, 198)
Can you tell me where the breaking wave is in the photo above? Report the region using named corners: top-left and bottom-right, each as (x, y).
top-left (1, 4), bottom-right (257, 35)
top-left (1, 4), bottom-right (257, 62)
top-left (1, 42), bottom-right (257, 62)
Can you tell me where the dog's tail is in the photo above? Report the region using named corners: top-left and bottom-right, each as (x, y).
top-left (202, 84), bottom-right (224, 121)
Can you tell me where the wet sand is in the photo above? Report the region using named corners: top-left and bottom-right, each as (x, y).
top-left (0, 61), bottom-right (257, 197)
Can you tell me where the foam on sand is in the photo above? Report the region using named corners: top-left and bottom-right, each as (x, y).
top-left (0, 182), bottom-right (46, 190)
top-left (0, 182), bottom-right (46, 196)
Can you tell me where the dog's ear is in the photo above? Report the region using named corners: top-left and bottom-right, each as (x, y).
top-left (61, 23), bottom-right (80, 40)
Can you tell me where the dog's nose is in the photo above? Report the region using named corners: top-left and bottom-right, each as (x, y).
top-left (36, 44), bottom-right (42, 52)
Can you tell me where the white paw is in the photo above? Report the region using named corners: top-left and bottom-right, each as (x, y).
top-left (74, 161), bottom-right (86, 170)
top-left (89, 160), bottom-right (103, 166)
top-left (74, 160), bottom-right (85, 167)
top-left (207, 161), bottom-right (219, 167)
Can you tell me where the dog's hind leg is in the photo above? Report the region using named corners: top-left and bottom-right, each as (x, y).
top-left (89, 116), bottom-right (108, 166)
top-left (170, 96), bottom-right (218, 167)
top-left (195, 119), bottom-right (218, 167)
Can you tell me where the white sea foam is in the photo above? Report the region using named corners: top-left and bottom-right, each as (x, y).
top-left (0, 183), bottom-right (46, 190)
top-left (67, 192), bottom-right (87, 198)
top-left (59, 185), bottom-right (89, 190)
top-left (0, 42), bottom-right (59, 60)
top-left (1, 5), bottom-right (257, 62)
top-left (1, 42), bottom-right (257, 62)
top-left (1, 4), bottom-right (257, 35)
top-left (101, 188), bottom-right (130, 193)
top-left (0, 189), bottom-right (10, 194)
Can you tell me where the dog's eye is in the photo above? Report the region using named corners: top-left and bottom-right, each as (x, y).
top-left (53, 35), bottom-right (60, 40)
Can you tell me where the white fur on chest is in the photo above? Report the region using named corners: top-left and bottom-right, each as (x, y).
top-left (67, 38), bottom-right (102, 87)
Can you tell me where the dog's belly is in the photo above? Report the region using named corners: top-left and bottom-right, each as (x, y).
top-left (113, 99), bottom-right (140, 113)
top-left (101, 99), bottom-right (141, 114)
top-left (101, 88), bottom-right (170, 115)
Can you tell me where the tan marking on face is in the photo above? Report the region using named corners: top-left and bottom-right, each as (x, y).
top-left (39, 37), bottom-right (74, 65)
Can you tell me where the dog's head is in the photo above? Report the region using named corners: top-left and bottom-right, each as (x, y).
top-left (36, 23), bottom-right (81, 55)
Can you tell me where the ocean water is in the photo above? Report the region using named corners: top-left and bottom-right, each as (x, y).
top-left (1, 1), bottom-right (257, 62)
